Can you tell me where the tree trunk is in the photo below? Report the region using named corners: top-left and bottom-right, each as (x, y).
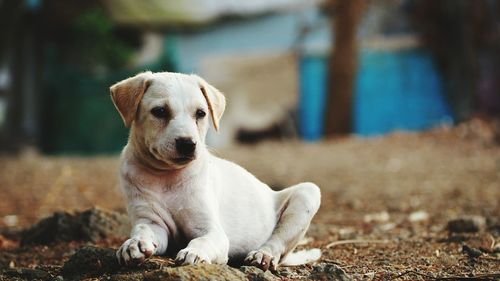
top-left (325, 0), bottom-right (366, 136)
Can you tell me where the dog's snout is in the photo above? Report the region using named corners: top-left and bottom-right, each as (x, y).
top-left (175, 137), bottom-right (196, 157)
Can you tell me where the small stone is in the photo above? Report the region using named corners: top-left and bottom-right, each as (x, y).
top-left (277, 267), bottom-right (309, 279)
top-left (338, 227), bottom-right (357, 240)
top-left (379, 223), bottom-right (396, 232)
top-left (462, 245), bottom-right (483, 259)
top-left (239, 266), bottom-right (277, 281)
top-left (276, 267), bottom-right (291, 277)
top-left (486, 216), bottom-right (500, 235)
top-left (364, 211), bottom-right (390, 223)
top-left (310, 263), bottom-right (352, 281)
top-left (493, 244), bottom-right (500, 253)
top-left (3, 215), bottom-right (18, 227)
top-left (447, 216), bottom-right (486, 233)
top-left (408, 211), bottom-right (429, 222)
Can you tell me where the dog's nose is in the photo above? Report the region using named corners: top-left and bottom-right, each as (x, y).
top-left (175, 137), bottom-right (196, 157)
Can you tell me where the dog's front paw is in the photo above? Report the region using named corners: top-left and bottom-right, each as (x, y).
top-left (175, 248), bottom-right (210, 265)
top-left (244, 249), bottom-right (280, 271)
top-left (116, 237), bottom-right (157, 266)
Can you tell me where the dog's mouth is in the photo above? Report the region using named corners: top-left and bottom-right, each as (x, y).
top-left (147, 148), bottom-right (194, 168)
top-left (172, 156), bottom-right (195, 165)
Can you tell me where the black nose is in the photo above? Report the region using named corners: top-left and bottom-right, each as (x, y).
top-left (175, 137), bottom-right (196, 157)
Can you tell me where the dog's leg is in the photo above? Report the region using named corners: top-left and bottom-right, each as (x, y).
top-left (175, 224), bottom-right (229, 265)
top-left (116, 219), bottom-right (168, 266)
top-left (244, 182), bottom-right (321, 271)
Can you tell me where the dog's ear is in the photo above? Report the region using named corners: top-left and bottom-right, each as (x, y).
top-left (193, 75), bottom-right (226, 131)
top-left (110, 71), bottom-right (152, 127)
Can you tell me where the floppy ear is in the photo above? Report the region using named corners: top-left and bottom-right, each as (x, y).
top-left (110, 71), bottom-right (152, 127)
top-left (193, 75), bottom-right (226, 131)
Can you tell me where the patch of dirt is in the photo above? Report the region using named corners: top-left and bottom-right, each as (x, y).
top-left (0, 122), bottom-right (499, 280)
top-left (20, 207), bottom-right (130, 245)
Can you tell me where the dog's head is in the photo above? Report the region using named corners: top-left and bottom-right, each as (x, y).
top-left (110, 71), bottom-right (225, 169)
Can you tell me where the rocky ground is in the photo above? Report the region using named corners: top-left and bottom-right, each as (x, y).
top-left (0, 120), bottom-right (499, 280)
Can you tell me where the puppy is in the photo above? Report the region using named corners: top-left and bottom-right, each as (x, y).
top-left (110, 71), bottom-right (321, 271)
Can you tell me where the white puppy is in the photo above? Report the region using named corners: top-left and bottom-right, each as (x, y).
top-left (110, 71), bottom-right (321, 271)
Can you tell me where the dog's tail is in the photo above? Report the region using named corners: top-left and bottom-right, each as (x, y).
top-left (280, 248), bottom-right (321, 266)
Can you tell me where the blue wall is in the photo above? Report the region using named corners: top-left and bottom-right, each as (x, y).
top-left (299, 54), bottom-right (328, 140)
top-left (354, 49), bottom-right (453, 136)
top-left (299, 48), bottom-right (454, 139)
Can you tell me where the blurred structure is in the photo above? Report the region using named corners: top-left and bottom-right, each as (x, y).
top-left (410, 0), bottom-right (500, 121)
top-left (0, 0), bottom-right (498, 154)
top-left (200, 53), bottom-right (299, 147)
top-left (0, 1), bottom-right (39, 151)
top-left (325, 0), bottom-right (366, 136)
top-left (102, 0), bottom-right (317, 25)
top-left (299, 0), bottom-right (454, 139)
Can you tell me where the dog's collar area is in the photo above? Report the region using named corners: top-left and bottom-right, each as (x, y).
top-left (135, 157), bottom-right (187, 176)
top-left (132, 148), bottom-right (177, 173)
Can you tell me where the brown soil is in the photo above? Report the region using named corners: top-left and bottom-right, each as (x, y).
top-left (0, 120), bottom-right (499, 280)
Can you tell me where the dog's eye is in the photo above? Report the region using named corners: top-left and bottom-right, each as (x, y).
top-left (196, 109), bottom-right (206, 119)
top-left (151, 107), bottom-right (167, 119)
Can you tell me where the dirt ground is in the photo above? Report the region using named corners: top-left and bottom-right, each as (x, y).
top-left (0, 120), bottom-right (499, 280)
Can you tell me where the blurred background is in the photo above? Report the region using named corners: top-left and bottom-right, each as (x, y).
top-left (0, 0), bottom-right (499, 231)
top-left (1, 0), bottom-right (499, 153)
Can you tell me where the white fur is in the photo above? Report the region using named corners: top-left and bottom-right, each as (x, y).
top-left (111, 72), bottom-right (321, 271)
top-left (281, 249), bottom-right (322, 266)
